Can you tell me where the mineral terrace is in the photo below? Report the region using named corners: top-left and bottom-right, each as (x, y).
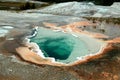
top-left (0, 1), bottom-right (120, 80)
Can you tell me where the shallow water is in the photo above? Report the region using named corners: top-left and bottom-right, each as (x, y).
top-left (0, 26), bottom-right (13, 37)
top-left (31, 27), bottom-right (102, 63)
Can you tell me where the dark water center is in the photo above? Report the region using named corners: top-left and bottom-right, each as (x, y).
top-left (39, 37), bottom-right (75, 60)
top-left (31, 27), bottom-right (103, 63)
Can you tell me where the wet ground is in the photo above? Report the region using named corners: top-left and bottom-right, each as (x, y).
top-left (0, 2), bottom-right (120, 80)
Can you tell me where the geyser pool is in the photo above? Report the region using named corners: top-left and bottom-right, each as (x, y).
top-left (31, 27), bottom-right (104, 63)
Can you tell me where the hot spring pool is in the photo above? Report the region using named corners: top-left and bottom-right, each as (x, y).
top-left (31, 27), bottom-right (104, 63)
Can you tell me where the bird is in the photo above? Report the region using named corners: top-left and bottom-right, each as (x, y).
top-left (27, 26), bottom-right (38, 39)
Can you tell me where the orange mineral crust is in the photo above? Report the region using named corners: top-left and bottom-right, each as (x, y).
top-left (0, 9), bottom-right (120, 80)
top-left (15, 21), bottom-right (119, 66)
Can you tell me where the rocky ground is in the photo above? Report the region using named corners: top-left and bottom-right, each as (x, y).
top-left (0, 1), bottom-right (120, 80)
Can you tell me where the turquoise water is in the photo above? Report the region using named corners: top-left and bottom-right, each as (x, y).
top-left (31, 27), bottom-right (89, 63)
